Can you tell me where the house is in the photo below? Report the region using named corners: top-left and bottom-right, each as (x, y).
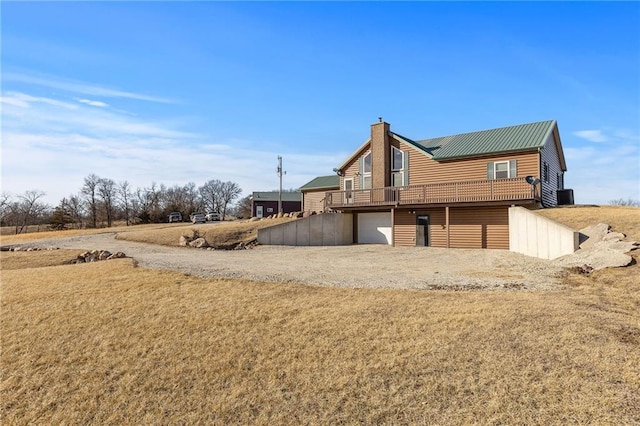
top-left (251, 191), bottom-right (302, 218)
top-left (321, 119), bottom-right (570, 248)
top-left (300, 175), bottom-right (340, 213)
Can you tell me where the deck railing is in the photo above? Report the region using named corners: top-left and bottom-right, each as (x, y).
top-left (326, 177), bottom-right (538, 208)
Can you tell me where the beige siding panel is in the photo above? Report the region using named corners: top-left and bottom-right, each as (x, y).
top-left (396, 141), bottom-right (539, 186)
top-left (394, 210), bottom-right (415, 246)
top-left (394, 208), bottom-right (447, 247)
top-left (303, 190), bottom-right (327, 212)
top-left (426, 209), bottom-right (447, 248)
top-left (449, 207), bottom-right (509, 249)
top-left (540, 132), bottom-right (564, 207)
top-left (341, 144), bottom-right (370, 190)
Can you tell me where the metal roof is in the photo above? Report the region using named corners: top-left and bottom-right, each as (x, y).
top-left (299, 175), bottom-right (340, 191)
top-left (415, 120), bottom-right (556, 160)
top-left (251, 191), bottom-right (302, 202)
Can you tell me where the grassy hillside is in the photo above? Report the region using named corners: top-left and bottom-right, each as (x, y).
top-left (115, 217), bottom-right (295, 247)
top-left (536, 205), bottom-right (640, 241)
top-left (1, 206), bottom-right (639, 424)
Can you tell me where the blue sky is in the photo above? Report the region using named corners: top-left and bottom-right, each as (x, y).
top-left (2, 1), bottom-right (639, 206)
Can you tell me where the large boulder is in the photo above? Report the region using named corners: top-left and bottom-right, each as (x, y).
top-left (554, 223), bottom-right (638, 272)
top-left (579, 223), bottom-right (611, 249)
top-left (188, 237), bottom-right (208, 248)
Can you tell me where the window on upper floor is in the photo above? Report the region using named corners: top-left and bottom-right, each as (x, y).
top-left (362, 152), bottom-right (372, 189)
top-left (391, 146), bottom-right (406, 187)
top-left (487, 160), bottom-right (517, 180)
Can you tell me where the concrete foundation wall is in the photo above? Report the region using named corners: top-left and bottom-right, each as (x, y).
top-left (258, 213), bottom-right (353, 246)
top-left (509, 206), bottom-right (578, 259)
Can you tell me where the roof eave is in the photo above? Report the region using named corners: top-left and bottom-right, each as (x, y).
top-left (433, 147), bottom-right (541, 162)
top-left (390, 133), bottom-right (434, 158)
top-left (336, 138), bottom-right (371, 171)
top-left (301, 185), bottom-right (340, 192)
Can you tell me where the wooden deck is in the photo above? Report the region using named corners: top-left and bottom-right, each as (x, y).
top-left (326, 177), bottom-right (539, 208)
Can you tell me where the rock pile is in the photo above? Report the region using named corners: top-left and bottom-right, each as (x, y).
top-left (0, 246), bottom-right (59, 252)
top-left (179, 230), bottom-right (209, 248)
top-left (70, 250), bottom-right (127, 264)
top-left (553, 223), bottom-right (639, 272)
top-left (249, 211), bottom-right (306, 221)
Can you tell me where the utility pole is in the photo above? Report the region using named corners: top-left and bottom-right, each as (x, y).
top-left (277, 155), bottom-right (284, 214)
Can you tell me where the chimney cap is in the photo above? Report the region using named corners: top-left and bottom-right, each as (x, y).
top-left (378, 116), bottom-right (382, 123)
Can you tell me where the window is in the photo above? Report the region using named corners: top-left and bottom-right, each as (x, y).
top-left (543, 162), bottom-right (549, 183)
top-left (363, 152), bottom-right (371, 173)
top-left (361, 152), bottom-right (372, 189)
top-left (391, 146), bottom-right (406, 187)
top-left (392, 147), bottom-right (404, 171)
top-left (487, 160), bottom-right (517, 180)
top-left (267, 207), bottom-right (274, 213)
top-left (494, 161), bottom-right (509, 179)
top-left (557, 172), bottom-right (563, 190)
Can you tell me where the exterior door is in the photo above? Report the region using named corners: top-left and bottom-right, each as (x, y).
top-left (416, 215), bottom-right (429, 246)
top-left (344, 178), bottom-right (354, 204)
top-left (256, 205), bottom-right (263, 218)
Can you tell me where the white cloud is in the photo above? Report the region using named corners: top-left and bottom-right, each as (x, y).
top-left (0, 91), bottom-right (343, 206)
top-left (564, 140), bottom-right (640, 204)
top-left (3, 72), bottom-right (173, 103)
top-left (573, 129), bottom-right (608, 143)
top-left (76, 98), bottom-right (109, 108)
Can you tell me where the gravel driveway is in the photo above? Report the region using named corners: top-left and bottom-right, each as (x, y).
top-left (16, 233), bottom-right (567, 291)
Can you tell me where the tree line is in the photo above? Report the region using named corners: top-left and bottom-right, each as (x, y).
top-left (0, 175), bottom-right (244, 233)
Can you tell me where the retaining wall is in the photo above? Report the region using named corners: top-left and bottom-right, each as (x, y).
top-left (257, 213), bottom-right (353, 246)
top-left (509, 206), bottom-right (578, 260)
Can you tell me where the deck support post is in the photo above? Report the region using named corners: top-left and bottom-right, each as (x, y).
top-left (445, 206), bottom-right (450, 248)
top-left (391, 208), bottom-right (395, 247)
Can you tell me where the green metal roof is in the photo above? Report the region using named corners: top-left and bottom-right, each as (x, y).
top-left (299, 175), bottom-right (340, 191)
top-left (414, 120), bottom-right (556, 160)
top-left (251, 191), bottom-right (302, 202)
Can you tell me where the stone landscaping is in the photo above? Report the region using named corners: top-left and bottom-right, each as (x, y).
top-left (553, 223), bottom-right (639, 272)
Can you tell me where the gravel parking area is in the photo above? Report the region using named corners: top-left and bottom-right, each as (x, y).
top-left (13, 233), bottom-right (567, 291)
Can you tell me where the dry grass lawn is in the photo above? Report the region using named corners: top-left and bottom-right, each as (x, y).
top-left (536, 205), bottom-right (640, 241)
top-left (0, 222), bottom-right (184, 245)
top-left (115, 217), bottom-right (295, 247)
top-left (1, 206), bottom-right (639, 424)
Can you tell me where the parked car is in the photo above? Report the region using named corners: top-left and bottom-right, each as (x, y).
top-left (190, 212), bottom-right (206, 224)
top-left (168, 212), bottom-right (182, 223)
top-left (205, 212), bottom-right (221, 221)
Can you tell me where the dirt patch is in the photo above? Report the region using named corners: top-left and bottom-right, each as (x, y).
top-left (12, 233), bottom-right (568, 291)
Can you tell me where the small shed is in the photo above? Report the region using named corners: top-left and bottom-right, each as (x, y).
top-left (251, 191), bottom-right (302, 218)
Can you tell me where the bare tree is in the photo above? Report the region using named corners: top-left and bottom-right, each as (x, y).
top-left (610, 198), bottom-right (640, 207)
top-left (98, 178), bottom-right (117, 227)
top-left (136, 182), bottom-right (163, 223)
top-left (82, 174), bottom-right (100, 228)
top-left (12, 190), bottom-right (49, 234)
top-left (199, 179), bottom-right (222, 213)
top-left (64, 194), bottom-right (85, 229)
top-left (183, 182), bottom-right (201, 214)
top-left (234, 195), bottom-right (252, 219)
top-left (0, 192), bottom-right (12, 226)
top-left (219, 181), bottom-right (242, 220)
top-left (118, 181), bottom-right (133, 225)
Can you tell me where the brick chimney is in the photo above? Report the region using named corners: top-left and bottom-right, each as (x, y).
top-left (371, 118), bottom-right (390, 188)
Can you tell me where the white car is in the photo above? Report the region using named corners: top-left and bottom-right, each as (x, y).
top-left (206, 212), bottom-right (221, 221)
top-left (190, 212), bottom-right (206, 224)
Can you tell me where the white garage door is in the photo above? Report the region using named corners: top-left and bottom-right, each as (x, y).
top-left (357, 212), bottom-right (392, 244)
